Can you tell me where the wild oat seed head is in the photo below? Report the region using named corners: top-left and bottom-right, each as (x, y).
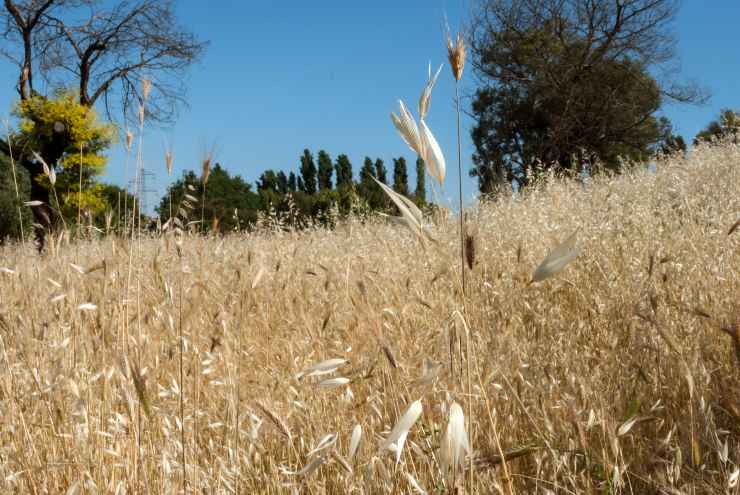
top-left (165, 148), bottom-right (173, 176)
top-left (418, 63), bottom-right (442, 121)
top-left (464, 233), bottom-right (476, 270)
top-left (142, 78), bottom-right (152, 101)
top-left (125, 129), bottom-right (134, 152)
top-left (447, 33), bottom-right (466, 81)
top-left (202, 157), bottom-right (211, 184)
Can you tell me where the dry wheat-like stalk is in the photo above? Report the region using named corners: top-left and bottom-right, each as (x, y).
top-left (255, 401), bottom-right (292, 440)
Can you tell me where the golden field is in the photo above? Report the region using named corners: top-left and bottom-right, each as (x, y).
top-left (0, 142), bottom-right (738, 494)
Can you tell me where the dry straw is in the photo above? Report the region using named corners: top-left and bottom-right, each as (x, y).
top-left (0, 102), bottom-right (736, 494)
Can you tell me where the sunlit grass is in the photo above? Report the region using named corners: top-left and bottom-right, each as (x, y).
top-left (0, 141), bottom-right (738, 493)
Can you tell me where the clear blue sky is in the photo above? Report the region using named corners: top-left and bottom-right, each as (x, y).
top-left (1, 1), bottom-right (738, 212)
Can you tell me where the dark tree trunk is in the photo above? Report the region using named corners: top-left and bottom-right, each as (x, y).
top-left (22, 156), bottom-right (55, 251)
top-left (0, 138), bottom-right (52, 250)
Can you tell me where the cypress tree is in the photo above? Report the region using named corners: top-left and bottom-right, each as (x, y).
top-left (276, 171), bottom-right (288, 194)
top-left (374, 158), bottom-right (387, 184)
top-left (299, 149), bottom-right (317, 195)
top-left (414, 157), bottom-right (426, 204)
top-left (335, 154), bottom-right (353, 190)
top-left (317, 150), bottom-right (333, 191)
top-left (392, 157), bottom-right (409, 196)
top-left (358, 157), bottom-right (375, 199)
top-left (288, 172), bottom-right (297, 192)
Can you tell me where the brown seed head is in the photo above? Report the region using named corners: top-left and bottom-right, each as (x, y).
top-left (142, 78), bottom-right (151, 101)
top-left (202, 157), bottom-right (211, 185)
top-left (464, 233), bottom-right (476, 270)
top-left (447, 33), bottom-right (466, 81)
top-left (165, 148), bottom-right (173, 176)
top-left (125, 129), bottom-right (134, 152)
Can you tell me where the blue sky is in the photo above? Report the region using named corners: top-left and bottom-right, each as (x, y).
top-left (1, 1), bottom-right (738, 212)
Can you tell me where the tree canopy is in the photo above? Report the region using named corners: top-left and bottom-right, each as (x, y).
top-left (694, 109), bottom-right (740, 145)
top-left (0, 150), bottom-right (31, 242)
top-left (158, 163), bottom-right (260, 233)
top-left (469, 0), bottom-right (702, 193)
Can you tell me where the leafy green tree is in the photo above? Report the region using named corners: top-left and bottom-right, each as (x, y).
top-left (334, 154), bottom-right (353, 190)
top-left (299, 149), bottom-right (317, 195)
top-left (694, 109), bottom-right (740, 145)
top-left (0, 150), bottom-right (32, 242)
top-left (470, 0), bottom-right (702, 193)
top-left (10, 90), bottom-right (115, 243)
top-left (158, 164), bottom-right (260, 232)
top-left (656, 117), bottom-right (687, 156)
top-left (414, 157), bottom-right (426, 205)
top-left (257, 169), bottom-right (283, 211)
top-left (257, 170), bottom-right (279, 192)
top-left (96, 183), bottom-right (137, 229)
top-left (317, 150), bottom-right (333, 190)
top-left (288, 172), bottom-right (297, 192)
top-left (392, 157), bottom-right (409, 196)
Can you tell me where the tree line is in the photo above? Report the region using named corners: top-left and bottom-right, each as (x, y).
top-left (155, 151), bottom-right (429, 233)
top-left (3, 99), bottom-right (735, 242)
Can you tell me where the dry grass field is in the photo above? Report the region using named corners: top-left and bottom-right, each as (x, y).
top-left (0, 141), bottom-right (738, 494)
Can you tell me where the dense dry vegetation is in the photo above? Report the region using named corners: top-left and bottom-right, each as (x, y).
top-left (0, 141), bottom-right (738, 494)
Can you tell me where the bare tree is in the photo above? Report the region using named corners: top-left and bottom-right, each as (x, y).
top-left (1, 0), bottom-right (68, 99)
top-left (471, 0), bottom-right (701, 101)
top-left (41, 0), bottom-right (206, 124)
top-left (1, 0), bottom-right (206, 249)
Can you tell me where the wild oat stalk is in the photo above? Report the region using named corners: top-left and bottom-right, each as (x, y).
top-left (447, 30), bottom-right (476, 491)
top-left (123, 128), bottom-right (134, 233)
top-left (176, 238), bottom-right (187, 492)
top-left (31, 151), bottom-right (67, 233)
top-left (124, 77), bottom-right (150, 492)
top-left (165, 143), bottom-right (174, 223)
top-left (77, 142), bottom-right (83, 244)
top-left (133, 107), bottom-right (145, 237)
top-left (200, 147), bottom-right (213, 234)
top-left (447, 31), bottom-right (467, 298)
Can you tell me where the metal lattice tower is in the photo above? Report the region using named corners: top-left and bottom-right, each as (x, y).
top-left (129, 166), bottom-right (157, 216)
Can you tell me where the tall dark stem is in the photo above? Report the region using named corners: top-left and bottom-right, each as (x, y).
top-left (455, 83), bottom-right (466, 298)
